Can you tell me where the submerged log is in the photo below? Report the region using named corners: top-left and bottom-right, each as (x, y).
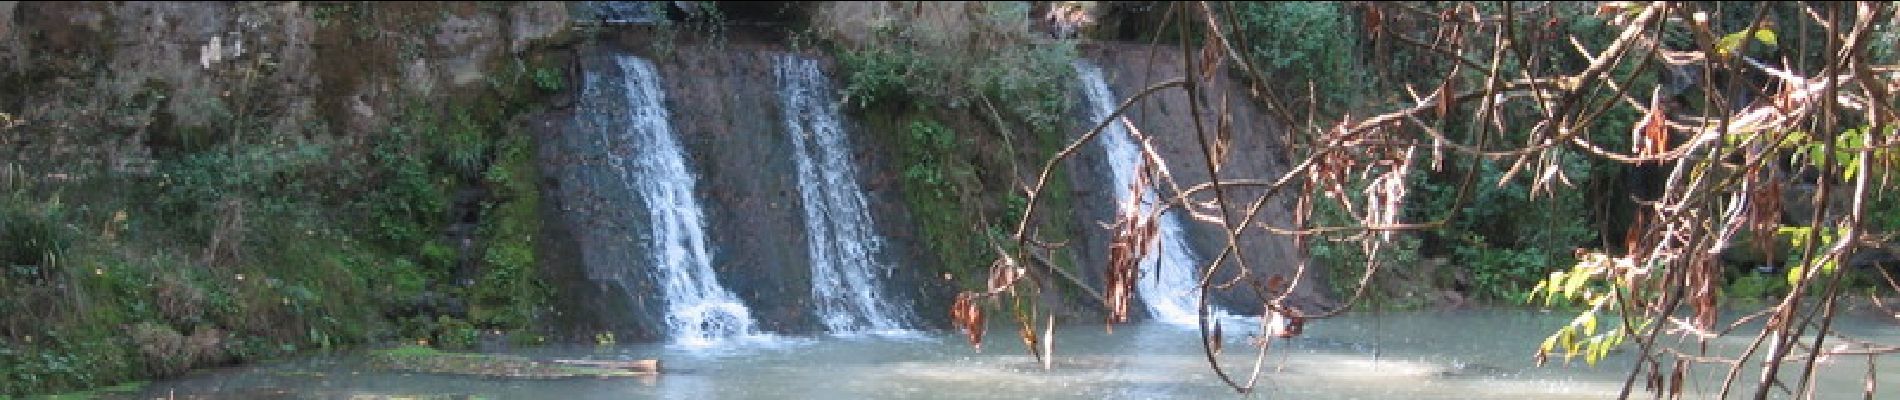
top-left (551, 358), bottom-right (661, 374)
top-left (367, 346), bottom-right (660, 379)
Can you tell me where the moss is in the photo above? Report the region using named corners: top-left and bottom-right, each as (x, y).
top-left (863, 112), bottom-right (987, 287)
top-left (818, 0), bottom-right (1100, 306)
top-left (1, 1), bottom-right (571, 394)
top-left (466, 133), bottom-right (550, 332)
top-left (1027, 110), bottom-right (1082, 287)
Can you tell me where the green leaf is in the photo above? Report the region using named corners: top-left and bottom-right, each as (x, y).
top-left (1585, 338), bottom-right (1603, 366)
top-left (1755, 29), bottom-right (1779, 47)
top-left (1559, 328), bottom-right (1576, 358)
top-left (1548, 271), bottom-right (1567, 297)
top-left (1593, 337), bottom-right (1616, 366)
top-left (1718, 28), bottom-right (1778, 57)
top-left (1564, 268), bottom-right (1592, 300)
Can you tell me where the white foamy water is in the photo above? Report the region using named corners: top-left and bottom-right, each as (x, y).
top-left (583, 54), bottom-right (766, 346)
top-left (773, 54), bottom-right (918, 335)
top-left (1073, 61), bottom-right (1234, 326)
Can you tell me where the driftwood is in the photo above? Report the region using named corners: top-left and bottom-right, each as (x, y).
top-left (367, 346), bottom-right (661, 379)
top-left (1023, 248), bottom-right (1110, 311)
top-left (551, 358), bottom-right (661, 374)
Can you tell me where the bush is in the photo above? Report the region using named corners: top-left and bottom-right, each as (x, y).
top-left (1725, 273), bottom-right (1788, 306)
top-left (828, 1), bottom-right (1075, 131)
top-left (0, 201), bottom-right (73, 282)
top-left (360, 120), bottom-right (451, 253)
top-left (822, 2), bottom-right (1083, 290)
top-left (1227, 2), bottom-right (1366, 115)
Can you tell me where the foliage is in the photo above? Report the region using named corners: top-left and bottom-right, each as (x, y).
top-left (1777, 126), bottom-right (1900, 182)
top-left (465, 134), bottom-right (550, 334)
top-left (1776, 225), bottom-right (1848, 286)
top-left (900, 120), bottom-right (966, 199)
top-left (1724, 272), bottom-right (1787, 305)
top-left (824, 1), bottom-right (1084, 295)
top-left (532, 66), bottom-right (565, 92)
top-left (954, 1), bottom-right (1900, 397)
top-left (838, 45), bottom-right (928, 112)
top-left (978, 48), bottom-right (1077, 138)
top-left (1415, 157), bottom-right (1598, 302)
top-left (1715, 26), bottom-right (1779, 57)
top-left (1526, 252), bottom-right (1640, 367)
top-left (0, 2), bottom-right (570, 394)
top-left (829, 1), bottom-right (1076, 135)
top-left (0, 201), bottom-right (72, 276)
top-left (1226, 2), bottom-right (1367, 115)
top-left (889, 118), bottom-right (985, 285)
top-left (361, 118), bottom-right (452, 253)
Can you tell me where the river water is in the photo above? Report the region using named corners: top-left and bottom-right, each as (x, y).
top-left (108, 309), bottom-right (1900, 399)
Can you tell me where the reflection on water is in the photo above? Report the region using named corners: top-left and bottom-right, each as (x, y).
top-left (113, 309), bottom-right (1899, 399)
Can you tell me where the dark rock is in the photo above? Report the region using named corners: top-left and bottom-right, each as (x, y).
top-left (1068, 42), bottom-right (1333, 318)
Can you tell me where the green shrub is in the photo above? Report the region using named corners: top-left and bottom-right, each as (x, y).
top-left (433, 316), bottom-right (479, 350)
top-left (360, 121), bottom-right (451, 253)
top-left (1725, 273), bottom-right (1788, 306)
top-left (824, 2), bottom-right (1082, 292)
top-left (0, 202), bottom-right (72, 277)
top-left (1228, 2), bottom-right (1366, 114)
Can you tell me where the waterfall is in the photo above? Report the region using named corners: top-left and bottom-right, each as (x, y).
top-left (773, 54), bottom-right (916, 335)
top-left (1073, 61), bottom-right (1233, 326)
top-left (583, 54), bottom-right (763, 345)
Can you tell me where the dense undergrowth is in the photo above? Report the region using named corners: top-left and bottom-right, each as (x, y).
top-left (0, 2), bottom-right (569, 395)
top-left (828, 1), bottom-right (1900, 313)
top-left (1232, 2), bottom-right (1900, 309)
top-left (819, 2), bottom-right (1085, 295)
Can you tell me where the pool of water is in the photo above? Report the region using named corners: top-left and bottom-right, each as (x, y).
top-left (109, 309), bottom-right (1900, 399)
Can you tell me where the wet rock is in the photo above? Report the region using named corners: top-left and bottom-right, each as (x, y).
top-left (1067, 42), bottom-right (1330, 317)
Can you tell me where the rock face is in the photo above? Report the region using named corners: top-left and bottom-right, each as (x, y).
top-left (1065, 42), bottom-right (1333, 317)
top-left (535, 29), bottom-right (939, 338)
top-left (0, 1), bottom-right (602, 391)
top-left (0, 2), bottom-right (570, 162)
top-left (0, 1), bottom-right (1325, 345)
top-left (533, 102), bottom-right (670, 342)
top-left (535, 36), bottom-right (1334, 336)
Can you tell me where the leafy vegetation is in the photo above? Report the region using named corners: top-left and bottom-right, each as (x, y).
top-left (822, 1), bottom-right (1085, 292)
top-left (888, 118), bottom-right (986, 286)
top-left (11, 1), bottom-right (1900, 399)
top-left (1225, 2), bottom-right (1368, 115)
top-left (0, 2), bottom-right (572, 396)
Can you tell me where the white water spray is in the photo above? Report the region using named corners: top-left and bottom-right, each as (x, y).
top-left (1073, 61), bottom-right (1234, 326)
top-left (773, 54), bottom-right (917, 335)
top-left (584, 54), bottom-right (764, 345)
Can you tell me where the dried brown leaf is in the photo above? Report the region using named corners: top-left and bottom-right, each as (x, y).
top-left (951, 292), bottom-right (986, 349)
top-left (1211, 319), bottom-right (1224, 355)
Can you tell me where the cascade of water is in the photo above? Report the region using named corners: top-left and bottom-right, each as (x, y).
top-left (1073, 61), bottom-right (1233, 326)
top-left (583, 54), bottom-right (763, 345)
top-left (773, 54), bottom-right (916, 335)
